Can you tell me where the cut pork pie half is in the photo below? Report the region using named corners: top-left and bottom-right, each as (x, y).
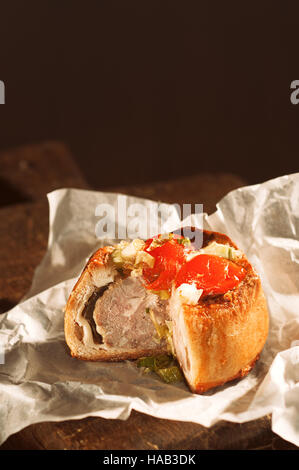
top-left (64, 229), bottom-right (269, 393)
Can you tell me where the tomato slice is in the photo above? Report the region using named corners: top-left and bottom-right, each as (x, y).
top-left (175, 254), bottom-right (246, 296)
top-left (142, 240), bottom-right (186, 291)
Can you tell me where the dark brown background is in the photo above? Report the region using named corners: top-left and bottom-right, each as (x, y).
top-left (0, 1), bottom-right (298, 188)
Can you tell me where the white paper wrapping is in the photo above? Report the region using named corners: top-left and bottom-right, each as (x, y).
top-left (1, 174), bottom-right (299, 447)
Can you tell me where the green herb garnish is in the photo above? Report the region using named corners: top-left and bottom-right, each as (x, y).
top-left (137, 354), bottom-right (183, 384)
top-left (156, 366), bottom-right (184, 383)
top-left (176, 237), bottom-right (191, 246)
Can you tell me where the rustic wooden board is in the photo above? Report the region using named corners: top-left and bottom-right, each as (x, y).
top-left (0, 142), bottom-right (297, 450)
top-left (0, 201), bottom-right (48, 312)
top-left (106, 172), bottom-right (247, 216)
top-left (0, 141), bottom-right (88, 312)
top-left (0, 140), bottom-right (87, 205)
top-left (1, 412), bottom-right (295, 451)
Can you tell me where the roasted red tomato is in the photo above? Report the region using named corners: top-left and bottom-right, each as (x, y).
top-left (175, 254), bottom-right (246, 296)
top-left (142, 239), bottom-right (186, 291)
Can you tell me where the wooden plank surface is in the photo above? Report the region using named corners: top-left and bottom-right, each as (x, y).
top-left (0, 141), bottom-right (297, 450)
top-left (0, 141), bottom-right (87, 203)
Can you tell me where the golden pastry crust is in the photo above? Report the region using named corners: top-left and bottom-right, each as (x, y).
top-left (177, 275), bottom-right (268, 393)
top-left (169, 230), bottom-right (269, 393)
top-left (64, 246), bottom-right (113, 360)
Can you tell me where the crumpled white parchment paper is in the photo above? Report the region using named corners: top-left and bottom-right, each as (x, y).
top-left (1, 173), bottom-right (299, 447)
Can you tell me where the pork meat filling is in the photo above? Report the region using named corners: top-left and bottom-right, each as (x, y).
top-left (93, 276), bottom-right (169, 350)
